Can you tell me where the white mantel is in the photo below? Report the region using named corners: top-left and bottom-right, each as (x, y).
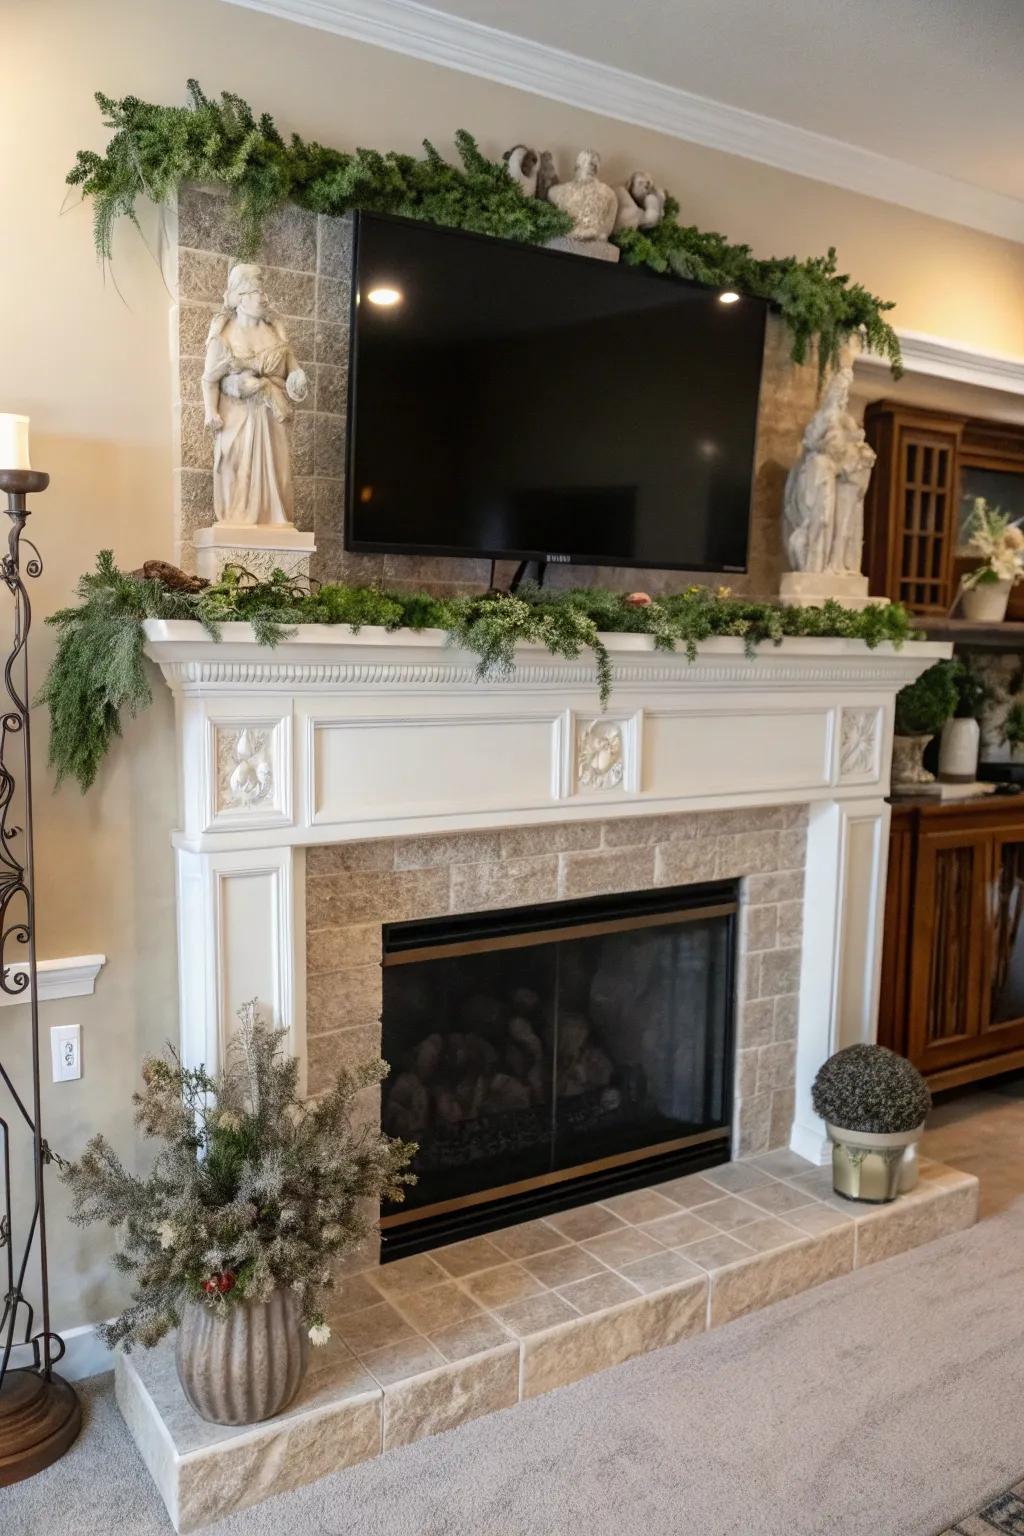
top-left (144, 621), bottom-right (949, 1164)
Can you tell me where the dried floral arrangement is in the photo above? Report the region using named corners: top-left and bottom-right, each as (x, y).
top-left (67, 81), bottom-right (901, 376)
top-left (961, 497), bottom-right (1024, 590)
top-left (60, 1003), bottom-right (415, 1351)
top-left (39, 554), bottom-right (917, 792)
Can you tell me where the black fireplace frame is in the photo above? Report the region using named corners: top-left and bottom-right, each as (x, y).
top-left (379, 880), bottom-right (738, 1260)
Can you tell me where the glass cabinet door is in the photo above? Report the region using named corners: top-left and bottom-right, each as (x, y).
top-left (988, 834), bottom-right (1024, 1031)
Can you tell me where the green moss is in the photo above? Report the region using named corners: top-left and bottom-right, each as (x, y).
top-left (40, 555), bottom-right (917, 793)
top-left (812, 1044), bottom-right (931, 1134)
top-left (67, 82), bottom-right (900, 376)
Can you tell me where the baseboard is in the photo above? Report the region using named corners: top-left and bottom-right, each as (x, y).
top-left (790, 1119), bottom-right (831, 1167)
top-left (54, 1321), bottom-right (114, 1381)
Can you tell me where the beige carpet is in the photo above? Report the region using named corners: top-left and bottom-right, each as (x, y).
top-left (8, 1202), bottom-right (1024, 1536)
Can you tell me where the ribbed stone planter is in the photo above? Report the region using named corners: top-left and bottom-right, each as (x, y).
top-left (175, 1290), bottom-right (309, 1426)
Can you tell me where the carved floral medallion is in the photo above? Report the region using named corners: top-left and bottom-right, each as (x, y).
top-left (218, 727), bottom-right (273, 809)
top-left (577, 720), bottom-right (625, 791)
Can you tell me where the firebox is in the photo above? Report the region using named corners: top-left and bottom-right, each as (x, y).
top-left (379, 881), bottom-right (737, 1258)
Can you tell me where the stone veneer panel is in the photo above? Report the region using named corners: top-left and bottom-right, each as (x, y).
top-left (305, 805), bottom-right (809, 1190)
top-left (172, 185), bottom-right (819, 595)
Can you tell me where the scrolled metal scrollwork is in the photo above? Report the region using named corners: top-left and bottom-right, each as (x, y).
top-left (0, 487), bottom-right (56, 1395)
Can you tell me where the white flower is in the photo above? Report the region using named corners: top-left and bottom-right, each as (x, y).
top-left (320, 1223), bottom-right (342, 1244)
top-left (156, 1221), bottom-right (176, 1251)
top-left (308, 1322), bottom-right (331, 1348)
top-left (217, 1109), bottom-right (242, 1132)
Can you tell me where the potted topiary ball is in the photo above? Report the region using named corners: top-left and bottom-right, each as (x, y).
top-left (811, 1043), bottom-right (931, 1203)
top-left (892, 661), bottom-right (958, 792)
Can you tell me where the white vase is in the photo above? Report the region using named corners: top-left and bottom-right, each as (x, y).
top-left (891, 733), bottom-right (934, 790)
top-left (962, 579), bottom-right (1011, 622)
top-left (938, 717), bottom-right (980, 782)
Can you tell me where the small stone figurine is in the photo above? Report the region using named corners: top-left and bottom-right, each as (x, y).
top-left (547, 150), bottom-right (619, 243)
top-left (503, 144), bottom-right (540, 197)
top-left (613, 171), bottom-right (667, 232)
top-left (202, 263), bottom-right (309, 527)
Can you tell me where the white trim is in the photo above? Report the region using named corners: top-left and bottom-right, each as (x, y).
top-left (6, 1321), bottom-right (114, 1382)
top-left (0, 954), bottom-right (106, 1008)
top-left (857, 329), bottom-right (1024, 396)
top-left (220, 0), bottom-right (1024, 243)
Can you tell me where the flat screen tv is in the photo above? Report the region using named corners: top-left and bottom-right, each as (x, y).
top-left (345, 211), bottom-right (767, 573)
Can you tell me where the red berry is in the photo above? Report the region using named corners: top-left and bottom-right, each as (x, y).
top-left (217, 1271), bottom-right (236, 1295)
top-left (201, 1276), bottom-right (219, 1295)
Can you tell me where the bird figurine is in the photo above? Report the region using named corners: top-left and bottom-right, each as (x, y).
top-left (503, 144), bottom-right (540, 197)
top-left (613, 171), bottom-right (667, 233)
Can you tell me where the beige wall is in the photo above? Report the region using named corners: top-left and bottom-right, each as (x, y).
top-left (4, 0), bottom-right (1023, 1336)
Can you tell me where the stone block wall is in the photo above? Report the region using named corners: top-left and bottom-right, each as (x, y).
top-left (171, 184), bottom-right (819, 596)
top-left (304, 805), bottom-right (808, 1193)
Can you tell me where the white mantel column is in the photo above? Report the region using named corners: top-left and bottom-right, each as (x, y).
top-left (175, 845), bottom-right (305, 1086)
top-left (790, 794), bottom-right (891, 1164)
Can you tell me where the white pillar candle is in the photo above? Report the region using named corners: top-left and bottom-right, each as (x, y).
top-left (0, 414), bottom-right (31, 471)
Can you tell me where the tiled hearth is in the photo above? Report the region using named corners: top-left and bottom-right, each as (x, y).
top-left (118, 1151), bottom-right (978, 1532)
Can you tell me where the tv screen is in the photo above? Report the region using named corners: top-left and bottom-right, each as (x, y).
top-left (345, 212), bottom-right (767, 573)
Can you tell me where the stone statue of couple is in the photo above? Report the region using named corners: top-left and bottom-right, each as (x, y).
top-left (202, 263), bottom-right (308, 527)
top-left (783, 340), bottom-right (876, 577)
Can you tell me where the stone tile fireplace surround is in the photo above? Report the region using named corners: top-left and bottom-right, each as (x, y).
top-left (305, 804), bottom-right (808, 1217)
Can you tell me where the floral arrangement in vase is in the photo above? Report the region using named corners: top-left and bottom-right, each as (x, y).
top-left (960, 498), bottom-right (1024, 621)
top-left (61, 1004), bottom-right (415, 1425)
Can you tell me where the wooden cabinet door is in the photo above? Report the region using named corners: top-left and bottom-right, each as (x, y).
top-left (907, 827), bottom-right (990, 1072)
top-left (893, 428), bottom-right (960, 614)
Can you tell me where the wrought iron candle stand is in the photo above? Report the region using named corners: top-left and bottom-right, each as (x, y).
top-left (0, 468), bottom-right (80, 1483)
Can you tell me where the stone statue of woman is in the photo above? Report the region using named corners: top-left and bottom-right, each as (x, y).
top-left (202, 264), bottom-right (308, 527)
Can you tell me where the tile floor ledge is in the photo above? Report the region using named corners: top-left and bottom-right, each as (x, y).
top-left (116, 1155), bottom-right (980, 1532)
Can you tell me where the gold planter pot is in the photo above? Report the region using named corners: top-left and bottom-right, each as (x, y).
top-left (826, 1122), bottom-right (925, 1203)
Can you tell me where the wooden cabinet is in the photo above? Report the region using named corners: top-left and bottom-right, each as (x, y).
top-left (879, 797), bottom-right (1024, 1088)
top-left (863, 402), bottom-right (1024, 617)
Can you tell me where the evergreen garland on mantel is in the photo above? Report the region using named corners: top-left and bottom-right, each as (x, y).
top-left (39, 554), bottom-right (916, 794)
top-left (67, 81), bottom-right (901, 376)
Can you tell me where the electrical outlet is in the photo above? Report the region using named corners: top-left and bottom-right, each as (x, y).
top-left (50, 1024), bottom-right (81, 1083)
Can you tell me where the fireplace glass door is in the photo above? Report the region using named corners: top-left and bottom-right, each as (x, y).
top-left (379, 882), bottom-right (736, 1254)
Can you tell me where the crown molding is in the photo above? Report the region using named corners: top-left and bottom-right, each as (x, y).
top-left (857, 329), bottom-right (1024, 395)
top-left (221, 0), bottom-right (1024, 243)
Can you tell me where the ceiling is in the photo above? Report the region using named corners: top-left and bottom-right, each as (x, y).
top-left (426, 0), bottom-right (1024, 202)
top-left (227, 0), bottom-right (1024, 238)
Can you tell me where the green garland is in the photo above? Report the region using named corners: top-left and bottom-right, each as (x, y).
top-left (39, 554), bottom-right (916, 793)
top-left (67, 81), bottom-right (900, 376)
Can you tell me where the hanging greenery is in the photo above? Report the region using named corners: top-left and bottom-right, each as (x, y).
top-left (67, 81), bottom-right (900, 375)
top-left (40, 554), bottom-right (916, 793)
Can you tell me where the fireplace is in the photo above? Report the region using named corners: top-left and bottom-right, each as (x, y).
top-left (379, 881), bottom-right (737, 1257)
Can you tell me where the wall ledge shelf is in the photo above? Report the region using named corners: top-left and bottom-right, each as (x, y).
top-left (0, 954), bottom-right (106, 1008)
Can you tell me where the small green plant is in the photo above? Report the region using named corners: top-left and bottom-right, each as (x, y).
top-left (1003, 700), bottom-right (1024, 756)
top-left (66, 81), bottom-right (901, 377)
top-left (39, 555), bottom-right (917, 792)
top-left (811, 1044), bottom-right (931, 1134)
top-left (894, 660), bottom-right (958, 737)
top-left (60, 1003), bottom-right (416, 1351)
